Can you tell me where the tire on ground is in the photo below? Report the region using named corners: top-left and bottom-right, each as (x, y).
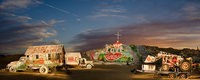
top-left (131, 68), bottom-right (136, 73)
top-left (179, 73), bottom-right (187, 79)
top-left (39, 66), bottom-right (49, 74)
top-left (161, 64), bottom-right (169, 71)
top-left (9, 66), bottom-right (17, 72)
top-left (168, 73), bottom-right (176, 79)
top-left (86, 64), bottom-right (92, 69)
top-left (180, 61), bottom-right (192, 72)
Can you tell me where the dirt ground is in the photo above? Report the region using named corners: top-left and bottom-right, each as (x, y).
top-left (0, 65), bottom-right (200, 80)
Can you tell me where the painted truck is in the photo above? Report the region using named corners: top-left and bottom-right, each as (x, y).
top-left (143, 51), bottom-right (193, 72)
top-left (6, 45), bottom-right (93, 74)
top-left (133, 51), bottom-right (194, 79)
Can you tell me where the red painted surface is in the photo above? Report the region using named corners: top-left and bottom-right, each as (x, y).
top-left (104, 53), bottom-right (122, 61)
top-left (113, 42), bottom-right (122, 48)
top-left (68, 56), bottom-right (78, 63)
top-left (147, 57), bottom-right (151, 61)
top-left (38, 60), bottom-right (44, 64)
top-left (25, 45), bottom-right (63, 55)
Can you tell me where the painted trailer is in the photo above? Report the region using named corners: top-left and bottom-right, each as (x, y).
top-left (132, 51), bottom-right (193, 79)
top-left (136, 65), bottom-right (191, 79)
top-left (6, 45), bottom-right (93, 74)
top-left (65, 52), bottom-right (93, 69)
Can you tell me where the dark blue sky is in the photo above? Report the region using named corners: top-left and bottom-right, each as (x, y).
top-left (0, 0), bottom-right (200, 54)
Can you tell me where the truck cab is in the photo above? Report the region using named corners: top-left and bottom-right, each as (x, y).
top-left (7, 56), bottom-right (27, 72)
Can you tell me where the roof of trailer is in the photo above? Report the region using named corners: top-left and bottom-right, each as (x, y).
top-left (25, 45), bottom-right (64, 55)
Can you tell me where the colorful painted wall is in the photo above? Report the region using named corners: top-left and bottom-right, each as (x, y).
top-left (86, 42), bottom-right (150, 64)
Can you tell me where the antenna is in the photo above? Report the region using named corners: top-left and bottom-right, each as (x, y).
top-left (115, 32), bottom-right (121, 43)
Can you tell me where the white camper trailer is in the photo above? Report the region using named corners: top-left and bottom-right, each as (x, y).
top-left (65, 52), bottom-right (93, 69)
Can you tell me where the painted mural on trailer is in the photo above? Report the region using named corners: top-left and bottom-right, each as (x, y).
top-left (25, 45), bottom-right (65, 67)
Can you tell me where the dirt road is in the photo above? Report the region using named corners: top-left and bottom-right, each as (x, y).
top-left (0, 65), bottom-right (200, 80)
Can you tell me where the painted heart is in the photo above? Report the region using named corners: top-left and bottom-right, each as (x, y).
top-left (104, 53), bottom-right (122, 61)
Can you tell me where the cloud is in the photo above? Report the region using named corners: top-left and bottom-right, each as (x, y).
top-left (135, 16), bottom-right (150, 23)
top-left (182, 5), bottom-right (200, 20)
top-left (88, 3), bottom-right (127, 19)
top-left (34, 39), bottom-right (61, 45)
top-left (89, 14), bottom-right (127, 19)
top-left (0, 0), bottom-right (41, 10)
top-left (0, 14), bottom-right (32, 27)
top-left (43, 3), bottom-right (80, 21)
top-left (49, 39), bottom-right (60, 44)
top-left (0, 0), bottom-right (64, 54)
top-left (0, 11), bottom-right (63, 54)
top-left (100, 8), bottom-right (126, 13)
top-left (69, 19), bottom-right (200, 52)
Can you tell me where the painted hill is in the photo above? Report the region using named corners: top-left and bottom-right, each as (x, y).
top-left (83, 44), bottom-right (200, 64)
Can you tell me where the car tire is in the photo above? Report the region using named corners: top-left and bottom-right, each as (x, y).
top-left (180, 61), bottom-right (191, 72)
top-left (39, 66), bottom-right (49, 74)
top-left (86, 64), bottom-right (92, 69)
top-left (161, 64), bottom-right (169, 71)
top-left (168, 73), bottom-right (176, 79)
top-left (179, 73), bottom-right (187, 79)
top-left (9, 66), bottom-right (17, 72)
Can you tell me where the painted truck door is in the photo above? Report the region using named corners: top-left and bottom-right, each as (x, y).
top-left (16, 57), bottom-right (27, 70)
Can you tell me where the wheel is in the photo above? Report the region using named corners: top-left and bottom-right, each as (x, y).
top-left (179, 74), bottom-right (187, 79)
top-left (9, 66), bottom-right (16, 72)
top-left (39, 66), bottom-right (49, 74)
top-left (131, 68), bottom-right (136, 73)
top-left (161, 64), bottom-right (169, 71)
top-left (168, 73), bottom-right (176, 79)
top-left (86, 64), bottom-right (92, 69)
top-left (180, 61), bottom-right (191, 72)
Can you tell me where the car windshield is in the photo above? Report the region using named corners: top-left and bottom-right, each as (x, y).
top-left (19, 58), bottom-right (25, 62)
top-left (19, 59), bottom-right (24, 62)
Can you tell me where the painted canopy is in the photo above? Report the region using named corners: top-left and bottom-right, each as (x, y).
top-left (25, 45), bottom-right (64, 55)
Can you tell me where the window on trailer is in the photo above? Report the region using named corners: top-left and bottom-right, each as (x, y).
top-left (48, 54), bottom-right (51, 60)
top-left (56, 53), bottom-right (60, 60)
top-left (36, 55), bottom-right (39, 59)
top-left (27, 55), bottom-right (29, 59)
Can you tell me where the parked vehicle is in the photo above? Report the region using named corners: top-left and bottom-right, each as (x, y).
top-left (143, 51), bottom-right (193, 72)
top-left (132, 51), bottom-right (194, 79)
top-left (65, 52), bottom-right (93, 69)
top-left (6, 45), bottom-right (93, 74)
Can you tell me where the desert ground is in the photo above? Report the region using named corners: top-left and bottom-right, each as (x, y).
top-left (0, 64), bottom-right (200, 80)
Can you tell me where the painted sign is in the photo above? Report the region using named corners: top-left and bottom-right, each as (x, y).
top-left (25, 45), bottom-right (63, 55)
top-left (65, 52), bottom-right (81, 65)
top-left (144, 55), bottom-right (155, 63)
top-left (104, 53), bottom-right (122, 61)
top-left (88, 42), bottom-right (134, 62)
